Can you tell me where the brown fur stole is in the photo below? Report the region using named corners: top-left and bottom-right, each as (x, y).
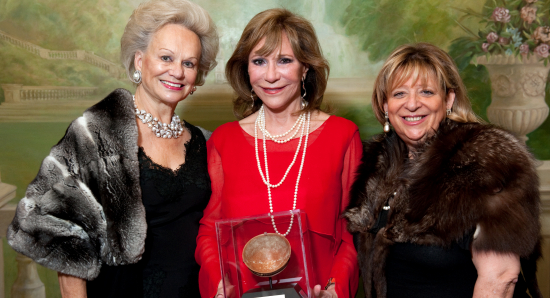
top-left (344, 119), bottom-right (541, 298)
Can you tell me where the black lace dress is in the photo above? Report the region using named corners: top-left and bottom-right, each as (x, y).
top-left (87, 122), bottom-right (211, 298)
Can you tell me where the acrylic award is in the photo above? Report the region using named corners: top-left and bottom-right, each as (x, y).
top-left (215, 210), bottom-right (314, 298)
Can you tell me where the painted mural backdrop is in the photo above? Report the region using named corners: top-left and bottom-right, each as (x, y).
top-left (1, 0), bottom-right (549, 296)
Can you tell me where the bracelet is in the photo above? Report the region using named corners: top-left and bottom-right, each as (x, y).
top-left (324, 277), bottom-right (336, 290)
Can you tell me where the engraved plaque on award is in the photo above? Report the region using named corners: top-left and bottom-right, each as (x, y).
top-left (215, 210), bottom-right (313, 298)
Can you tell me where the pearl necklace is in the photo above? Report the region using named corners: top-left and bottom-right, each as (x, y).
top-left (133, 95), bottom-right (184, 139)
top-left (256, 107), bottom-right (306, 188)
top-left (254, 105), bottom-right (311, 236)
top-left (257, 106), bottom-right (306, 144)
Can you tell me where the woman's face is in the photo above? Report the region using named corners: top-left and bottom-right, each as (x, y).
top-left (248, 32), bottom-right (308, 113)
top-left (384, 74), bottom-right (455, 149)
top-left (134, 23), bottom-right (201, 106)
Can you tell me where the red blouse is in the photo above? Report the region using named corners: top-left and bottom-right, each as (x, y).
top-left (195, 116), bottom-right (361, 298)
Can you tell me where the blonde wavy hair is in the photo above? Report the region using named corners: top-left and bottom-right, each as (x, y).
top-left (372, 43), bottom-right (482, 124)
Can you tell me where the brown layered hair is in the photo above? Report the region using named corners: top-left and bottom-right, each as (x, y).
top-left (372, 43), bottom-right (481, 124)
top-left (226, 8), bottom-right (329, 119)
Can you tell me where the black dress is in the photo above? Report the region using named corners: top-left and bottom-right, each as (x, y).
top-left (384, 235), bottom-right (529, 298)
top-left (87, 122), bottom-right (211, 298)
top-left (385, 241), bottom-right (477, 298)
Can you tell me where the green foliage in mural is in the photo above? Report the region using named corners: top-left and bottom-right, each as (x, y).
top-left (528, 110), bottom-right (550, 158)
top-left (528, 69), bottom-right (550, 160)
top-left (342, 0), bottom-right (459, 62)
top-left (459, 64), bottom-right (491, 121)
top-left (338, 104), bottom-right (383, 139)
top-left (0, 0), bottom-right (131, 62)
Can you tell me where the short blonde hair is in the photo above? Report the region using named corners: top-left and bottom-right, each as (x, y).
top-left (225, 8), bottom-right (329, 119)
top-left (120, 0), bottom-right (219, 86)
top-left (372, 43), bottom-right (481, 124)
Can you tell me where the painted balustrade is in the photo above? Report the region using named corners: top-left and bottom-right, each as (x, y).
top-left (84, 53), bottom-right (111, 72)
top-left (0, 33), bottom-right (41, 56)
top-left (48, 51), bottom-right (78, 59)
top-left (10, 254), bottom-right (45, 298)
top-left (1, 84), bottom-right (98, 102)
top-left (0, 29), bottom-right (125, 78)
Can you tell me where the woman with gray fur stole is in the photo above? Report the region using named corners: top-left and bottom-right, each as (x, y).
top-left (344, 43), bottom-right (541, 298)
top-left (6, 0), bottom-right (218, 297)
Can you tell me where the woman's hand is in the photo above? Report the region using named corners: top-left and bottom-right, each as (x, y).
top-left (472, 250), bottom-right (520, 298)
top-left (215, 279), bottom-right (224, 298)
top-left (58, 272), bottom-right (86, 298)
top-left (215, 277), bottom-right (234, 298)
top-left (313, 284), bottom-right (338, 298)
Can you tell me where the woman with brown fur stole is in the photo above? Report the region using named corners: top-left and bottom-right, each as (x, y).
top-left (344, 43), bottom-right (541, 298)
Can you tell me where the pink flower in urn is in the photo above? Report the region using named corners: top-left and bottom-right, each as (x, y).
top-left (521, 6), bottom-right (537, 24)
top-left (534, 43), bottom-right (550, 58)
top-left (519, 44), bottom-right (530, 55)
top-left (482, 43), bottom-right (490, 52)
top-left (534, 26), bottom-right (550, 43)
top-left (492, 7), bottom-right (511, 23)
top-left (498, 37), bottom-right (510, 45)
top-left (487, 32), bottom-right (499, 43)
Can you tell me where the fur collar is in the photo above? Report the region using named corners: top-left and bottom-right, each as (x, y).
top-left (344, 119), bottom-right (541, 297)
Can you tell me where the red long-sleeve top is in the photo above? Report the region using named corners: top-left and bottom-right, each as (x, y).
top-left (195, 116), bottom-right (361, 298)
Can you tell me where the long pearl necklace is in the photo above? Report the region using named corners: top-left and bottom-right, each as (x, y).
top-left (257, 106), bottom-right (306, 144)
top-left (133, 95), bottom-right (184, 139)
top-left (254, 105), bottom-right (311, 236)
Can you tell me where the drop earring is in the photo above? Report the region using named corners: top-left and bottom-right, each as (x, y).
top-left (250, 88), bottom-right (255, 108)
top-left (301, 77), bottom-right (308, 109)
top-left (301, 77), bottom-right (307, 99)
top-left (446, 108), bottom-right (452, 116)
top-left (383, 112), bottom-right (390, 133)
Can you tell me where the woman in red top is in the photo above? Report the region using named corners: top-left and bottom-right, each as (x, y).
top-left (195, 8), bottom-right (360, 298)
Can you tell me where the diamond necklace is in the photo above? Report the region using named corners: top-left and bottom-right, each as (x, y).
top-left (133, 95), bottom-right (184, 139)
top-left (254, 105), bottom-right (311, 236)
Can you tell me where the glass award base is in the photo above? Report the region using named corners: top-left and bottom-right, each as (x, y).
top-left (241, 283), bottom-right (306, 298)
top-left (216, 210), bottom-right (314, 298)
